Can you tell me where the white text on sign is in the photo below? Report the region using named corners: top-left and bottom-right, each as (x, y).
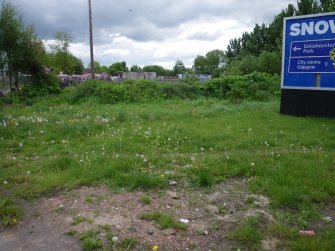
top-left (290, 20), bottom-right (335, 36)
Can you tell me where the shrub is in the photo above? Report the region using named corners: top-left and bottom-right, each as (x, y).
top-left (68, 79), bottom-right (200, 104)
top-left (68, 80), bottom-right (97, 103)
top-left (20, 73), bottom-right (61, 99)
top-left (200, 72), bottom-right (280, 102)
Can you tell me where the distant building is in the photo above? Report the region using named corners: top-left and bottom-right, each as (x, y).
top-left (178, 73), bottom-right (211, 82)
top-left (121, 72), bottom-right (156, 80)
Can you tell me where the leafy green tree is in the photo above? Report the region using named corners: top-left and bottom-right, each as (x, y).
top-left (100, 65), bottom-right (108, 73)
top-left (0, 1), bottom-right (46, 90)
top-left (45, 52), bottom-right (84, 75)
top-left (50, 31), bottom-right (73, 74)
top-left (193, 55), bottom-right (208, 74)
top-left (226, 38), bottom-right (243, 62)
top-left (173, 60), bottom-right (186, 75)
top-left (108, 61), bottom-right (128, 75)
top-left (142, 65), bottom-right (166, 76)
top-left (88, 61), bottom-right (101, 74)
top-left (296, 0), bottom-right (320, 15)
top-left (193, 50), bottom-right (225, 77)
top-left (68, 55), bottom-right (84, 74)
top-left (319, 0), bottom-right (335, 11)
top-left (130, 65), bottom-right (141, 72)
top-left (205, 50), bottom-right (225, 77)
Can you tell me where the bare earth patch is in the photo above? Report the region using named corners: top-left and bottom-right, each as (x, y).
top-left (0, 179), bottom-right (280, 250)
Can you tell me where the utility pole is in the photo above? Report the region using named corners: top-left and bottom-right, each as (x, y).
top-left (88, 0), bottom-right (95, 79)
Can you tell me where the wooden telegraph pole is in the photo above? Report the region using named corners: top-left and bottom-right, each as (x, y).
top-left (88, 0), bottom-right (95, 79)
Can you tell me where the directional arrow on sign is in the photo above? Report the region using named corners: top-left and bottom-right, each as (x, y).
top-left (293, 46), bottom-right (302, 52)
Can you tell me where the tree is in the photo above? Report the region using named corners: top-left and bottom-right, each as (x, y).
top-left (68, 55), bottom-right (84, 74)
top-left (296, 0), bottom-right (320, 15)
top-left (205, 50), bottom-right (225, 77)
top-left (226, 38), bottom-right (242, 62)
top-left (108, 61), bottom-right (128, 75)
top-left (319, 0), bottom-right (335, 11)
top-left (130, 65), bottom-right (141, 72)
top-left (88, 61), bottom-right (101, 73)
top-left (142, 65), bottom-right (166, 76)
top-left (193, 50), bottom-right (225, 77)
top-left (173, 60), bottom-right (186, 75)
top-left (193, 55), bottom-right (207, 74)
top-left (45, 52), bottom-right (84, 75)
top-left (0, 1), bottom-right (46, 90)
top-left (50, 31), bottom-right (73, 74)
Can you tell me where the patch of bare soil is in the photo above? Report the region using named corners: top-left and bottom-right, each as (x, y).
top-left (0, 179), bottom-right (281, 251)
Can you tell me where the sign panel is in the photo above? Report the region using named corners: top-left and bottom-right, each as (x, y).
top-left (282, 13), bottom-right (335, 90)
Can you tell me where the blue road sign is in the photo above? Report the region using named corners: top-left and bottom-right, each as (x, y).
top-left (282, 13), bottom-right (335, 90)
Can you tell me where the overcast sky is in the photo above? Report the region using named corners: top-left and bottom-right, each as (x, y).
top-left (11, 0), bottom-right (296, 69)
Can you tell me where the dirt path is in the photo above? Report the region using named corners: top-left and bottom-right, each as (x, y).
top-left (0, 179), bottom-right (279, 251)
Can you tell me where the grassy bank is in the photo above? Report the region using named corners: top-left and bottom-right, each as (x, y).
top-left (1, 90), bottom-right (334, 249)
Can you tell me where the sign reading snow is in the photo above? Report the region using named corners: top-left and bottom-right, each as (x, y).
top-left (282, 13), bottom-right (335, 90)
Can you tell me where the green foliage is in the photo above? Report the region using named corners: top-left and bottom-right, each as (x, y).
top-left (140, 211), bottom-right (187, 230)
top-left (108, 61), bottom-right (128, 75)
top-left (0, 1), bottom-right (46, 90)
top-left (19, 73), bottom-right (61, 101)
top-left (0, 198), bottom-right (23, 227)
top-left (119, 237), bottom-right (137, 249)
top-left (1, 95), bottom-right (335, 249)
top-left (80, 229), bottom-right (102, 250)
top-left (193, 49), bottom-right (225, 77)
top-left (225, 51), bottom-right (282, 76)
top-left (142, 65), bottom-right (171, 77)
top-left (229, 217), bottom-right (263, 250)
top-left (45, 52), bottom-right (84, 75)
top-left (49, 31), bottom-right (75, 74)
top-left (69, 79), bottom-right (201, 104)
top-left (130, 65), bottom-right (141, 72)
top-left (71, 216), bottom-right (88, 225)
top-left (198, 168), bottom-right (213, 187)
top-left (173, 59), bottom-right (186, 75)
top-left (201, 72), bottom-right (280, 102)
top-left (140, 194), bottom-right (152, 204)
top-left (68, 80), bottom-right (97, 103)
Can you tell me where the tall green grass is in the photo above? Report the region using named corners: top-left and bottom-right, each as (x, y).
top-left (1, 90), bottom-right (334, 247)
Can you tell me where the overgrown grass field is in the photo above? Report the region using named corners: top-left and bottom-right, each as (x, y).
top-left (1, 80), bottom-right (334, 250)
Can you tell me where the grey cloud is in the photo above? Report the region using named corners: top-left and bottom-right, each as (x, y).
top-left (13, 0), bottom-right (296, 44)
top-left (11, 0), bottom-right (296, 67)
top-left (186, 31), bottom-right (222, 41)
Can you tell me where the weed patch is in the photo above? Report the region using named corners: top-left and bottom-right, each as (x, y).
top-left (229, 217), bottom-right (263, 250)
top-left (0, 198), bottom-right (22, 227)
top-left (140, 211), bottom-right (187, 230)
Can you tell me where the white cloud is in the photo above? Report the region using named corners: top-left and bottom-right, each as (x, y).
top-left (102, 49), bottom-right (130, 56)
